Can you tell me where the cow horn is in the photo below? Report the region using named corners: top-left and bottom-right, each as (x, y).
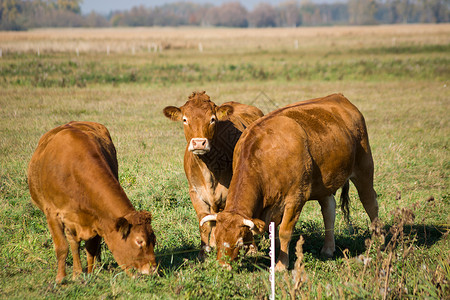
top-left (243, 219), bottom-right (255, 229)
top-left (200, 214), bottom-right (217, 227)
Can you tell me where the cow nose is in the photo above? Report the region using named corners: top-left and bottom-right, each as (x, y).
top-left (139, 262), bottom-right (157, 275)
top-left (188, 138), bottom-right (210, 154)
top-left (193, 139), bottom-right (206, 147)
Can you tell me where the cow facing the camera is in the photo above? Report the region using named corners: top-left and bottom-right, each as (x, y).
top-left (163, 91), bottom-right (263, 256)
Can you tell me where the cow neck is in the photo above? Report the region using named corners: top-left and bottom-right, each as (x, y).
top-left (199, 120), bottom-right (242, 174)
top-left (79, 163), bottom-right (135, 222)
top-left (224, 175), bottom-right (261, 219)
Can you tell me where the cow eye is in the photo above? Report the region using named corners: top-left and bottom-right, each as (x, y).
top-left (210, 116), bottom-right (216, 124)
top-left (183, 117), bottom-right (188, 124)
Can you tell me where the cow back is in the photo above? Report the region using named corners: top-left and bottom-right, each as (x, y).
top-left (233, 93), bottom-right (371, 200)
top-left (28, 121), bottom-right (132, 216)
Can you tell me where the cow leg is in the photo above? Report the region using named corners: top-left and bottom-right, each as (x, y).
top-left (46, 215), bottom-right (68, 283)
top-left (85, 235), bottom-right (102, 273)
top-left (199, 220), bottom-right (214, 258)
top-left (318, 195), bottom-right (336, 258)
top-left (65, 228), bottom-right (82, 279)
top-left (351, 172), bottom-right (378, 223)
top-left (275, 201), bottom-right (305, 271)
top-left (190, 188), bottom-right (215, 259)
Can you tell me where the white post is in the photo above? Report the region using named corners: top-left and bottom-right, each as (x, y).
top-left (0, 48), bottom-right (2, 58)
top-left (132, 46), bottom-right (135, 55)
top-left (107, 45), bottom-right (110, 55)
top-left (269, 222), bottom-right (275, 300)
top-left (198, 42), bottom-right (203, 53)
top-left (76, 48), bottom-right (79, 57)
top-left (37, 47), bottom-right (40, 56)
top-left (294, 39), bottom-right (299, 49)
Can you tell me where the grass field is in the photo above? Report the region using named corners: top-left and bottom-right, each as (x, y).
top-left (0, 24), bottom-right (449, 299)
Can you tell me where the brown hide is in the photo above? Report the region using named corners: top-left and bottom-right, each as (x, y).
top-left (163, 91), bottom-right (263, 254)
top-left (28, 121), bottom-right (156, 282)
top-left (210, 94), bottom-right (379, 270)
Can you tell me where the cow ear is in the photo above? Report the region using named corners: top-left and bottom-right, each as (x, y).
top-left (163, 106), bottom-right (183, 121)
top-left (243, 218), bottom-right (265, 235)
top-left (216, 104), bottom-right (234, 121)
top-left (115, 217), bottom-right (131, 239)
top-left (250, 218), bottom-right (265, 235)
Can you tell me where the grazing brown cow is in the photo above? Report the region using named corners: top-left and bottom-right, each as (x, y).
top-left (163, 91), bottom-right (263, 255)
top-left (202, 93), bottom-right (379, 270)
top-left (28, 121), bottom-right (157, 282)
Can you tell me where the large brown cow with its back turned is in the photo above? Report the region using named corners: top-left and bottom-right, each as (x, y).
top-left (28, 121), bottom-right (157, 282)
top-left (163, 91), bottom-right (263, 256)
top-left (202, 93), bottom-right (379, 270)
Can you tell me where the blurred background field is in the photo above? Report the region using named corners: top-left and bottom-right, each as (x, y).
top-left (0, 24), bottom-right (449, 298)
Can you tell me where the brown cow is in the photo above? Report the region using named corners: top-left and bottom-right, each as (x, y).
top-left (202, 93), bottom-right (379, 270)
top-left (163, 91), bottom-right (263, 255)
top-left (28, 121), bottom-right (157, 282)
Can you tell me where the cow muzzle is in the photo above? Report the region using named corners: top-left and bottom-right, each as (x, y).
top-left (138, 262), bottom-right (157, 275)
top-left (188, 138), bottom-right (211, 155)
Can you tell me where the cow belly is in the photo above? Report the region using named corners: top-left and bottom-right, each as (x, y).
top-left (307, 132), bottom-right (356, 199)
top-left (58, 211), bottom-right (98, 241)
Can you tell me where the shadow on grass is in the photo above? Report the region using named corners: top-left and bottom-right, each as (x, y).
top-left (122, 221), bottom-right (448, 274)
top-left (156, 246), bottom-right (201, 271)
top-left (240, 221), bottom-right (448, 271)
top-left (288, 221), bottom-right (448, 268)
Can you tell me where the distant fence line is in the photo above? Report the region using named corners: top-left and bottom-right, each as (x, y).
top-left (0, 40), bottom-right (305, 57)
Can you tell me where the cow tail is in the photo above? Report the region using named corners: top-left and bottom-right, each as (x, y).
top-left (340, 180), bottom-right (351, 229)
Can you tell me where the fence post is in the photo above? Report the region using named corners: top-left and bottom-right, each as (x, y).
top-left (269, 222), bottom-right (275, 300)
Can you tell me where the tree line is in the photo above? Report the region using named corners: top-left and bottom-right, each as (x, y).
top-left (1, 0), bottom-right (448, 30)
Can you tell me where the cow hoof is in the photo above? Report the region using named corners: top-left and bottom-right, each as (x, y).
top-left (198, 246), bottom-right (212, 261)
top-left (275, 262), bottom-right (288, 272)
top-left (55, 275), bottom-right (65, 284)
top-left (220, 262), bottom-right (232, 271)
top-left (246, 244), bottom-right (258, 256)
top-left (320, 247), bottom-right (335, 259)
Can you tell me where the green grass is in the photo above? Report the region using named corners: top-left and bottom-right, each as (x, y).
top-left (1, 26), bottom-right (449, 299)
top-left (1, 47), bottom-right (448, 87)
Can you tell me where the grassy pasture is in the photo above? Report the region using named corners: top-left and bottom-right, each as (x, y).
top-left (0, 24), bottom-right (449, 298)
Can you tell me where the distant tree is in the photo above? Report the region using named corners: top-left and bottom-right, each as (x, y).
top-left (205, 2), bottom-right (248, 27)
top-left (299, 2), bottom-right (322, 26)
top-left (0, 0), bottom-right (24, 30)
top-left (277, 1), bottom-right (301, 27)
top-left (420, 0), bottom-right (450, 23)
top-left (85, 11), bottom-right (110, 27)
top-left (53, 0), bottom-right (81, 14)
top-left (0, 0), bottom-right (448, 30)
top-left (249, 3), bottom-right (277, 27)
top-left (348, 0), bottom-right (378, 25)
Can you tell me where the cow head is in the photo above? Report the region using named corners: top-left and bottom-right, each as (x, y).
top-left (163, 91), bottom-right (233, 155)
top-left (109, 211), bottom-right (157, 275)
top-left (201, 212), bottom-right (265, 268)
